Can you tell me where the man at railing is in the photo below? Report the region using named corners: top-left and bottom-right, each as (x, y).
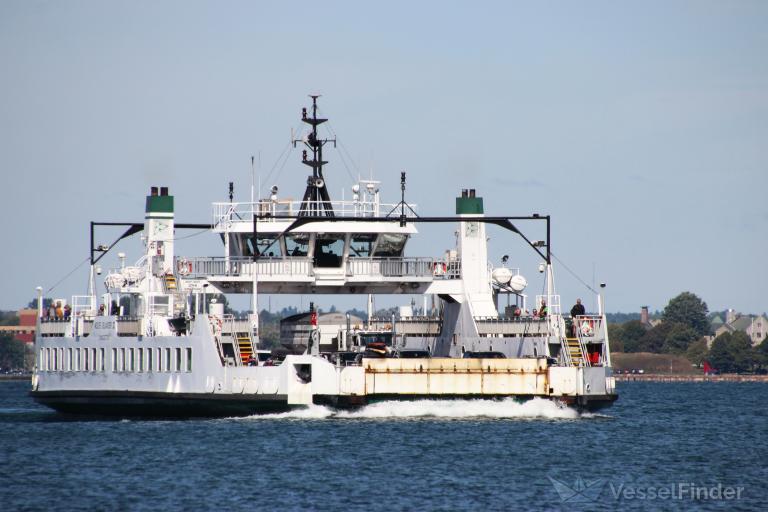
top-left (570, 298), bottom-right (585, 318)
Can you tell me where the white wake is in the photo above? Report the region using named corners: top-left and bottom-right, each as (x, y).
top-left (336, 398), bottom-right (580, 420)
top-left (238, 398), bottom-right (598, 421)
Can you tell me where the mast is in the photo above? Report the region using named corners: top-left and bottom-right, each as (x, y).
top-left (293, 95), bottom-right (337, 217)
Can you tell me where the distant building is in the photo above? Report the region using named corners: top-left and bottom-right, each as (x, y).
top-left (709, 314), bottom-right (724, 332)
top-left (0, 308), bottom-right (37, 344)
top-left (713, 312), bottom-right (768, 347)
top-left (639, 306), bottom-right (661, 329)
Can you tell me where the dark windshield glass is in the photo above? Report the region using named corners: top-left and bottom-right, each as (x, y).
top-left (373, 234), bottom-right (407, 257)
top-left (285, 234), bottom-right (310, 257)
top-left (349, 234), bottom-right (376, 257)
top-left (359, 333), bottom-right (393, 346)
top-left (315, 235), bottom-right (345, 267)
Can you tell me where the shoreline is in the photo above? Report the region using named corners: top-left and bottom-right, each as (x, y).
top-left (615, 373), bottom-right (768, 382)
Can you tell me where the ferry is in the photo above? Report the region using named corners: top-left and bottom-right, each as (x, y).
top-left (30, 96), bottom-right (618, 416)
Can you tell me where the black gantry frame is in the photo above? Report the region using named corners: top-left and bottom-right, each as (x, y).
top-left (247, 214), bottom-right (552, 264)
top-left (90, 214), bottom-right (551, 266)
top-left (89, 222), bottom-right (211, 265)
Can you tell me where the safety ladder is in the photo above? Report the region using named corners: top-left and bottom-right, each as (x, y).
top-left (164, 274), bottom-right (177, 292)
top-left (236, 332), bottom-right (254, 365)
top-left (564, 337), bottom-right (587, 367)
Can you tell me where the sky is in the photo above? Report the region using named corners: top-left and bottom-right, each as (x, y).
top-left (0, 1), bottom-right (766, 315)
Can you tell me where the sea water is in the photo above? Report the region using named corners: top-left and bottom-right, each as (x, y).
top-left (1, 381), bottom-right (766, 511)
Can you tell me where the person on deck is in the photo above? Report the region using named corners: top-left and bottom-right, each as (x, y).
top-left (570, 298), bottom-right (585, 318)
top-left (538, 300), bottom-right (548, 318)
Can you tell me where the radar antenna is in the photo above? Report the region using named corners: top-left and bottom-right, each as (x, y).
top-left (293, 95), bottom-right (337, 216)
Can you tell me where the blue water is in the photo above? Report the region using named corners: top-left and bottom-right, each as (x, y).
top-left (1, 381), bottom-right (767, 511)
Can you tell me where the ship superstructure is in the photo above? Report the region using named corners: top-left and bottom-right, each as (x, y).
top-left (30, 97), bottom-right (617, 415)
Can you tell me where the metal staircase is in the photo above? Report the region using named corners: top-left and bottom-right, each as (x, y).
top-left (235, 331), bottom-right (254, 365)
top-left (564, 337), bottom-right (587, 367)
top-left (164, 274), bottom-right (177, 291)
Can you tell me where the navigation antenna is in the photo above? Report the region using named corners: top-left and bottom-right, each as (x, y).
top-left (293, 95), bottom-right (337, 217)
top-left (386, 171), bottom-right (419, 226)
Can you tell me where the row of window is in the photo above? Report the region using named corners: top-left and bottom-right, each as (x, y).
top-left (39, 347), bottom-right (192, 373)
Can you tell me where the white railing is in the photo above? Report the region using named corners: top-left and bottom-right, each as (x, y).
top-left (346, 257), bottom-right (435, 278)
top-left (574, 314), bottom-right (606, 366)
top-left (179, 256), bottom-right (436, 280)
top-left (444, 259), bottom-right (461, 280)
top-left (212, 199), bottom-right (418, 228)
top-left (182, 256), bottom-right (313, 278)
top-left (535, 294), bottom-right (561, 316)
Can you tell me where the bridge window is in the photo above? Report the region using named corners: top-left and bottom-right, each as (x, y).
top-left (315, 235), bottom-right (345, 267)
top-left (373, 234), bottom-right (407, 257)
top-left (175, 348), bottom-right (182, 372)
top-left (256, 236), bottom-right (282, 257)
top-left (285, 234), bottom-right (311, 257)
top-left (147, 348), bottom-right (153, 372)
top-left (359, 332), bottom-right (393, 346)
top-left (349, 234), bottom-right (376, 258)
top-left (137, 348), bottom-right (144, 372)
top-left (165, 348), bottom-right (171, 372)
top-left (112, 348), bottom-right (117, 372)
top-left (99, 348), bottom-right (105, 372)
top-left (186, 348), bottom-right (192, 372)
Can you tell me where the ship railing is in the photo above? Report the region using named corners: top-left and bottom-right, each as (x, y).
top-left (70, 295), bottom-right (96, 337)
top-left (535, 294), bottom-right (561, 317)
top-left (574, 314), bottom-right (605, 366)
top-left (365, 316), bottom-right (442, 336)
top-left (179, 256), bottom-right (439, 280)
top-left (38, 318), bottom-right (72, 337)
top-left (475, 317), bottom-right (551, 336)
top-left (346, 257), bottom-right (435, 279)
top-left (181, 256), bottom-right (314, 278)
top-left (212, 199), bottom-right (418, 228)
top-left (38, 316), bottom-right (141, 338)
top-left (445, 259), bottom-right (461, 280)
top-left (221, 314), bottom-right (243, 364)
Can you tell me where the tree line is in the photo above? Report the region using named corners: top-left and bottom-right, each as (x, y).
top-left (609, 291), bottom-right (768, 373)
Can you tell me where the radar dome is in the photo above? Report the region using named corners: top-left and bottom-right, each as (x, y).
top-left (509, 274), bottom-right (528, 293)
top-left (492, 267), bottom-right (513, 285)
